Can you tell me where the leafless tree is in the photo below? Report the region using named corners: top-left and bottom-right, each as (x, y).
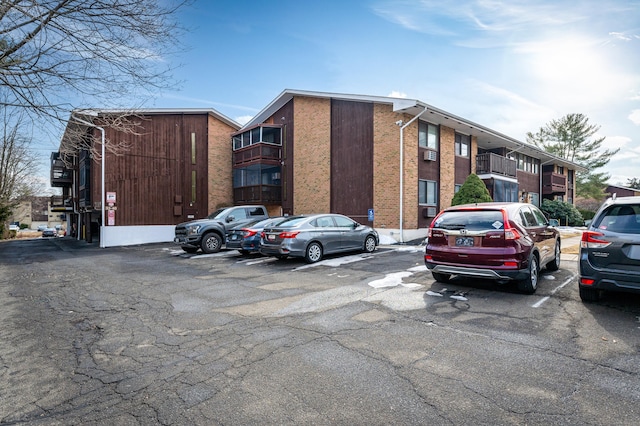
top-left (0, 0), bottom-right (190, 152)
top-left (0, 106), bottom-right (41, 227)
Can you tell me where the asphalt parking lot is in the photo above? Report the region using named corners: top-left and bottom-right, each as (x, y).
top-left (2, 235), bottom-right (640, 425)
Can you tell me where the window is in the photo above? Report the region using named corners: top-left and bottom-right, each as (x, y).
top-left (419, 121), bottom-right (438, 150)
top-left (191, 133), bottom-right (196, 165)
top-left (454, 184), bottom-right (462, 193)
top-left (419, 180), bottom-right (437, 205)
top-left (493, 179), bottom-right (518, 202)
top-left (455, 133), bottom-right (469, 157)
top-left (248, 207), bottom-right (266, 217)
top-left (334, 215), bottom-right (355, 228)
top-left (233, 165), bottom-right (282, 187)
top-left (232, 126), bottom-right (282, 151)
top-left (191, 170), bottom-right (197, 203)
top-left (530, 192), bottom-right (540, 207)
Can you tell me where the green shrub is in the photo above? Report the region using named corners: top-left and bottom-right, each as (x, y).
top-left (451, 174), bottom-right (493, 206)
top-left (541, 199), bottom-right (584, 226)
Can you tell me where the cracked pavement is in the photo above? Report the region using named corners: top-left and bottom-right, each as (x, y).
top-left (1, 236), bottom-right (640, 425)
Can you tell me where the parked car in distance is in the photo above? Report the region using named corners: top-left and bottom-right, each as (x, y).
top-left (37, 225), bottom-right (47, 232)
top-left (226, 217), bottom-right (288, 254)
top-left (42, 228), bottom-right (57, 238)
top-left (260, 214), bottom-right (379, 263)
top-left (579, 195), bottom-right (640, 302)
top-left (9, 223), bottom-right (20, 232)
top-left (424, 202), bottom-right (561, 294)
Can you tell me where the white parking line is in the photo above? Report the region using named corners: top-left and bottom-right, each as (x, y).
top-left (531, 275), bottom-right (577, 308)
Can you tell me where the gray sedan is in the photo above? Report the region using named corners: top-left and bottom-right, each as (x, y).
top-left (259, 214), bottom-right (379, 263)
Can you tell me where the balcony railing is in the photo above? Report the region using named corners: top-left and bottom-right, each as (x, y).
top-left (234, 185), bottom-right (281, 204)
top-left (51, 159), bottom-right (73, 187)
top-left (233, 143), bottom-right (281, 166)
top-left (542, 171), bottom-right (567, 195)
top-left (50, 195), bottom-right (73, 211)
top-left (476, 153), bottom-right (517, 178)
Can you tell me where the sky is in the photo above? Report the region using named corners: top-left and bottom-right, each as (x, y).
top-left (39, 0), bottom-right (640, 189)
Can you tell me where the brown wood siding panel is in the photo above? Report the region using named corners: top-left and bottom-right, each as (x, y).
top-left (330, 100), bottom-right (373, 222)
top-left (417, 148), bottom-right (439, 182)
top-left (517, 171), bottom-right (540, 195)
top-left (95, 114), bottom-right (210, 226)
top-left (455, 155), bottom-right (471, 184)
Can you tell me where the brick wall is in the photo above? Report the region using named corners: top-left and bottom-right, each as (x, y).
top-left (293, 96), bottom-right (331, 214)
top-left (439, 126), bottom-right (456, 209)
top-left (207, 116), bottom-right (234, 213)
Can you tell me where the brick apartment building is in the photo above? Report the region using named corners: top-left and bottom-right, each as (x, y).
top-left (52, 90), bottom-right (583, 246)
top-left (233, 90), bottom-right (583, 242)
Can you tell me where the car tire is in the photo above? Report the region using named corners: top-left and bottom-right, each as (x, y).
top-left (363, 235), bottom-right (376, 253)
top-left (517, 253), bottom-right (539, 294)
top-left (305, 242), bottom-right (323, 263)
top-left (579, 286), bottom-right (601, 302)
top-left (431, 272), bottom-right (451, 283)
top-left (182, 246), bottom-right (198, 254)
top-left (201, 232), bottom-right (222, 254)
top-left (546, 240), bottom-right (561, 271)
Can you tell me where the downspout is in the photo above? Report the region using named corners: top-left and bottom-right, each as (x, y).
top-left (70, 114), bottom-right (106, 248)
top-left (398, 105), bottom-right (428, 243)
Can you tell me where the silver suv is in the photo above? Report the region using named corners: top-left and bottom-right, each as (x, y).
top-left (579, 195), bottom-right (640, 302)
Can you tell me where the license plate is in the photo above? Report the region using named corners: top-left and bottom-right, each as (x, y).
top-left (267, 234), bottom-right (276, 241)
top-left (455, 237), bottom-right (474, 247)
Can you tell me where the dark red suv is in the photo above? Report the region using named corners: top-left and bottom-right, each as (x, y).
top-left (424, 202), bottom-right (561, 294)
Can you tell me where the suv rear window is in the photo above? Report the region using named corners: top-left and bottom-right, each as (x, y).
top-left (433, 210), bottom-right (504, 231)
top-left (595, 204), bottom-right (640, 233)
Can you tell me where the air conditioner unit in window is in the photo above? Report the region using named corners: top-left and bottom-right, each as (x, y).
top-left (423, 150), bottom-right (437, 161)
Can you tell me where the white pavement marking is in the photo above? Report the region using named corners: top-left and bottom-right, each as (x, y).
top-left (531, 275), bottom-right (577, 308)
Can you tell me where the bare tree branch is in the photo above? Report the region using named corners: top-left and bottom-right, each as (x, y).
top-left (0, 0), bottom-right (190, 124)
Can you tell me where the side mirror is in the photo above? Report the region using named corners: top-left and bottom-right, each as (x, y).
top-left (226, 215), bottom-right (235, 223)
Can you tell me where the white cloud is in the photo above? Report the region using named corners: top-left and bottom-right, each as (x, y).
top-left (388, 91), bottom-right (407, 98)
top-left (235, 115), bottom-right (253, 126)
top-left (629, 109), bottom-right (640, 125)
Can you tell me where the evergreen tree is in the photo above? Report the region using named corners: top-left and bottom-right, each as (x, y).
top-left (526, 113), bottom-right (618, 200)
top-left (451, 174), bottom-right (493, 206)
top-left (626, 178), bottom-right (640, 189)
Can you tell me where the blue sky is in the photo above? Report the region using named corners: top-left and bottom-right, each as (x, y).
top-left (39, 0), bottom-right (640, 188)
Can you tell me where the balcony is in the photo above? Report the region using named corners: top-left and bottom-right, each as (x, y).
top-left (234, 185), bottom-right (281, 204)
top-left (50, 153), bottom-right (73, 187)
top-left (476, 153), bottom-right (517, 178)
top-left (233, 143), bottom-right (281, 166)
top-left (50, 195), bottom-right (73, 212)
top-left (542, 171), bottom-right (567, 195)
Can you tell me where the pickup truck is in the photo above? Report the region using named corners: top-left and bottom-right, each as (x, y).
top-left (174, 205), bottom-right (269, 254)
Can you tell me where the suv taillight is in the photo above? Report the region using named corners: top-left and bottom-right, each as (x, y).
top-left (581, 231), bottom-right (611, 249)
top-left (505, 228), bottom-right (521, 240)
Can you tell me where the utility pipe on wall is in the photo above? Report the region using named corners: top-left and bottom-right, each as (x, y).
top-left (397, 106), bottom-right (428, 243)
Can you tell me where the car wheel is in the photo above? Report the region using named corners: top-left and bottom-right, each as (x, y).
top-left (201, 232), bottom-right (222, 254)
top-left (546, 240), bottom-right (561, 271)
top-left (518, 254), bottom-right (539, 294)
top-left (182, 246), bottom-right (198, 254)
top-left (431, 272), bottom-right (451, 283)
top-left (579, 286), bottom-right (601, 302)
top-left (305, 242), bottom-right (323, 263)
top-left (363, 235), bottom-right (376, 253)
